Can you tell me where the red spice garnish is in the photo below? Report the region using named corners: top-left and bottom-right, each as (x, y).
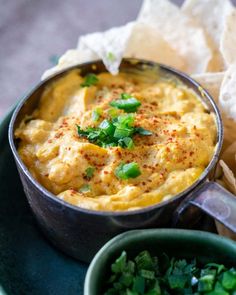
top-left (70, 189), bottom-right (77, 195)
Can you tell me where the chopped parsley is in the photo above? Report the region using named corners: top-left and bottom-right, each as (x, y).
top-left (76, 114), bottom-right (152, 149)
top-left (115, 162), bottom-right (141, 180)
top-left (85, 167), bottom-right (95, 179)
top-left (104, 250), bottom-right (236, 295)
top-left (81, 73), bottom-right (99, 87)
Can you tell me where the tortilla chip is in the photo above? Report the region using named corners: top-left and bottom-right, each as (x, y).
top-left (124, 23), bottom-right (186, 72)
top-left (182, 0), bottom-right (234, 71)
top-left (219, 160), bottom-right (236, 195)
top-left (182, 0), bottom-right (233, 71)
top-left (137, 0), bottom-right (212, 74)
top-left (182, 0), bottom-right (233, 46)
top-left (191, 72), bottom-right (224, 102)
top-left (77, 22), bottom-right (134, 75)
top-left (222, 115), bottom-right (236, 149)
top-left (220, 9), bottom-right (236, 66)
top-left (192, 71), bottom-right (236, 154)
top-left (41, 49), bottom-right (97, 80)
top-left (219, 62), bottom-right (236, 121)
top-left (221, 142), bottom-right (236, 174)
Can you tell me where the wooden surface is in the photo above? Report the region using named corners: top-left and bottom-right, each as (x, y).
top-left (0, 0), bottom-right (234, 117)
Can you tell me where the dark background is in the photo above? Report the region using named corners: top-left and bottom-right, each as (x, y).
top-left (0, 0), bottom-right (234, 117)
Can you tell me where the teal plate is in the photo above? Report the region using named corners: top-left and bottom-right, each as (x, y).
top-left (0, 110), bottom-right (87, 295)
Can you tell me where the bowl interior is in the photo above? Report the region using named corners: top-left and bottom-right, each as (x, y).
top-left (9, 58), bottom-right (223, 217)
top-left (84, 229), bottom-right (236, 295)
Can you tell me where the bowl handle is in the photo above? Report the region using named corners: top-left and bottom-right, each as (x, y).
top-left (173, 181), bottom-right (236, 233)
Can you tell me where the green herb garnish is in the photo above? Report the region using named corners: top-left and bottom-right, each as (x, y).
top-left (110, 98), bottom-right (141, 113)
top-left (110, 93), bottom-right (141, 113)
top-left (76, 114), bottom-right (151, 149)
top-left (92, 108), bottom-right (102, 122)
top-left (104, 251), bottom-right (236, 295)
top-left (107, 108), bottom-right (119, 118)
top-left (79, 184), bottom-right (91, 193)
top-left (107, 52), bottom-right (116, 62)
top-left (115, 162), bottom-right (141, 180)
top-left (85, 167), bottom-right (95, 179)
top-left (134, 127), bottom-right (153, 136)
top-left (81, 73), bottom-right (99, 87)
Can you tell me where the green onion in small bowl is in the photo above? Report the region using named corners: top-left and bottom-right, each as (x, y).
top-left (84, 229), bottom-right (236, 295)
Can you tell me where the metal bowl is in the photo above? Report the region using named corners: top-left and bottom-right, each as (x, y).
top-left (8, 58), bottom-right (224, 262)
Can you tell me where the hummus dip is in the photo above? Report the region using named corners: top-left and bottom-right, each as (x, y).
top-left (15, 69), bottom-right (217, 211)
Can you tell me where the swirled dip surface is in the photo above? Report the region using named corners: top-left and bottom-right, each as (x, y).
top-left (15, 69), bottom-right (217, 211)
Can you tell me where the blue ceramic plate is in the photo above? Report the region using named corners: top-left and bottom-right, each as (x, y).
top-left (0, 110), bottom-right (87, 295)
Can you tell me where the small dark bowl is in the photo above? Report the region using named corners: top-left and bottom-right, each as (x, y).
top-left (84, 229), bottom-right (236, 295)
top-left (8, 59), bottom-right (223, 262)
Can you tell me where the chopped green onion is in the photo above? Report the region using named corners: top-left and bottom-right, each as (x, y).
top-left (135, 127), bottom-right (152, 136)
top-left (107, 52), bottom-right (116, 62)
top-left (77, 125), bottom-right (89, 137)
top-left (111, 251), bottom-right (127, 274)
top-left (222, 269), bottom-right (236, 290)
top-left (114, 127), bottom-right (133, 139)
top-left (211, 281), bottom-right (229, 294)
top-left (81, 73), bottom-right (99, 87)
top-left (113, 113), bottom-right (135, 128)
top-left (198, 274), bottom-right (215, 292)
top-left (85, 167), bottom-right (95, 179)
top-left (118, 137), bottom-right (134, 149)
top-left (76, 113), bottom-right (151, 149)
top-left (140, 269), bottom-right (155, 280)
top-left (168, 274), bottom-right (188, 289)
top-left (79, 184), bottom-right (91, 193)
top-left (92, 108), bottom-right (102, 122)
top-left (121, 93), bottom-right (132, 100)
top-left (206, 263), bottom-right (226, 274)
top-left (132, 276), bottom-right (145, 294)
top-left (126, 261), bottom-right (135, 274)
top-left (135, 251), bottom-right (154, 271)
top-left (119, 272), bottom-right (133, 287)
top-left (104, 250), bottom-right (236, 295)
top-left (108, 108), bottom-right (119, 118)
top-left (115, 162), bottom-right (141, 180)
top-left (110, 98), bottom-right (141, 113)
top-left (99, 119), bottom-right (115, 136)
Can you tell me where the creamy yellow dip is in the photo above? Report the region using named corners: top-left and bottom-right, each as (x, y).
top-left (15, 69), bottom-right (217, 211)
